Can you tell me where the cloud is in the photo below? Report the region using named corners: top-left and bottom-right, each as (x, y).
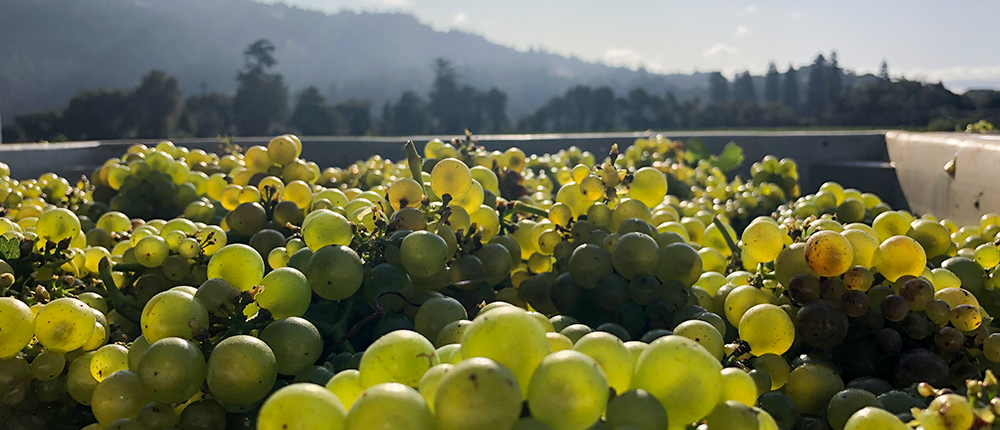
top-left (363, 0), bottom-right (412, 8)
top-left (901, 65), bottom-right (1000, 88)
top-left (790, 12), bottom-right (804, 20)
top-left (747, 5), bottom-right (758, 13)
top-left (734, 25), bottom-right (751, 38)
top-left (452, 11), bottom-right (468, 26)
top-left (603, 48), bottom-right (644, 69)
top-left (703, 43), bottom-right (738, 57)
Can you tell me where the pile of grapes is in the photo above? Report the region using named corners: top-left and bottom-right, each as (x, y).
top-left (0, 132), bottom-right (998, 430)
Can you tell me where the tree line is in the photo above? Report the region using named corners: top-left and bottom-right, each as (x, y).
top-left (3, 43), bottom-right (999, 143)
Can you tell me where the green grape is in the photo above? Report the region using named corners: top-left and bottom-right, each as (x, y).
top-left (629, 167), bottom-right (668, 208)
top-left (36, 207), bottom-right (81, 244)
top-left (477, 243), bottom-right (513, 286)
top-left (908, 219), bottom-right (952, 258)
top-left (699, 247), bottom-right (727, 274)
top-left (446, 204), bottom-right (472, 234)
top-left (580, 175), bottom-right (605, 200)
top-left (742, 219), bottom-right (785, 263)
top-left (305, 245), bottom-right (364, 300)
top-left (453, 179), bottom-right (485, 214)
top-left (753, 353), bottom-right (790, 390)
top-left (137, 402), bottom-right (179, 430)
top-left (414, 297), bottom-right (468, 341)
top-left (774, 243), bottom-right (818, 287)
top-left (137, 337), bottom-right (206, 403)
top-left (196, 225), bottom-right (227, 255)
top-left (548, 202), bottom-right (573, 227)
top-left (91, 370), bottom-right (152, 426)
top-left (437, 344), bottom-right (463, 364)
top-left (206, 244), bottom-right (264, 291)
top-left (572, 332), bottom-right (633, 393)
top-left (106, 418), bottom-right (145, 430)
top-left (127, 335), bottom-right (150, 371)
top-left (415, 363), bottom-right (452, 413)
top-left (914, 394), bottom-right (976, 430)
top-left (34, 297), bottom-right (97, 352)
top-left (30, 349), bottom-right (66, 381)
top-left (0, 297), bottom-right (35, 358)
top-left (326, 369), bottom-right (364, 410)
top-left (433, 319), bottom-right (471, 347)
top-left (527, 350), bottom-right (609, 430)
top-left (134, 235), bottom-right (170, 268)
top-left (471, 165), bottom-right (500, 194)
top-left (461, 307), bottom-right (550, 396)
top-left (566, 244), bottom-right (612, 289)
top-left (784, 363), bottom-right (844, 415)
top-left (703, 400), bottom-right (760, 430)
top-left (259, 317), bottom-right (323, 376)
top-left (195, 278), bottom-right (240, 315)
top-left (723, 285), bottom-right (768, 326)
top-left (547, 332), bottom-right (574, 352)
top-left (267, 135), bottom-right (301, 165)
top-left (360, 330), bottom-right (438, 388)
top-left (82, 319), bottom-right (109, 351)
top-left (872, 211), bottom-right (912, 242)
top-left (605, 389), bottom-right (668, 430)
top-left (258, 383), bottom-right (347, 430)
top-left (950, 304), bottom-right (982, 331)
top-left (655, 242), bottom-right (702, 287)
top-left (0, 356), bottom-right (31, 405)
top-left (206, 335), bottom-right (277, 406)
top-left (672, 320), bottom-right (724, 360)
top-left (739, 304), bottom-right (795, 356)
top-left (90, 344), bottom-right (129, 382)
top-left (434, 358), bottom-right (522, 430)
top-left (631, 335), bottom-right (722, 429)
top-left (141, 290), bottom-right (209, 343)
top-left (974, 244), bottom-right (1000, 268)
top-left (611, 232), bottom-right (659, 280)
top-left (934, 287), bottom-right (979, 308)
top-left (827, 389), bottom-right (882, 430)
top-left (611, 199), bottom-right (653, 229)
top-left (256, 267), bottom-right (311, 319)
top-left (845, 406), bottom-right (908, 430)
top-left (400, 231), bottom-right (449, 278)
top-left (718, 367), bottom-right (758, 406)
top-left (431, 158), bottom-right (473, 199)
top-left (345, 382), bottom-right (436, 430)
top-left (804, 230), bottom-right (853, 277)
top-left (876, 235), bottom-right (927, 282)
top-left (301, 209), bottom-right (354, 251)
top-left (388, 178), bottom-right (424, 211)
top-left (984, 333), bottom-right (1000, 362)
top-left (470, 204), bottom-right (501, 240)
top-left (177, 399), bottom-right (228, 430)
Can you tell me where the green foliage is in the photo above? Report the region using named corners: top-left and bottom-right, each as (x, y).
top-left (683, 140), bottom-right (744, 172)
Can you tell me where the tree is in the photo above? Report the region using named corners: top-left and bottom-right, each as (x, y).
top-left (782, 65), bottom-right (800, 109)
top-left (60, 89), bottom-right (131, 140)
top-left (128, 70), bottom-right (181, 138)
top-left (826, 51), bottom-right (844, 110)
top-left (879, 59), bottom-right (891, 81)
top-left (429, 58), bottom-right (467, 134)
top-left (289, 87), bottom-right (340, 135)
top-left (388, 91), bottom-right (429, 135)
top-left (234, 39), bottom-right (289, 136)
top-left (806, 54), bottom-right (828, 114)
top-left (178, 93), bottom-right (234, 137)
top-left (764, 62), bottom-right (781, 103)
top-left (732, 71), bottom-right (757, 104)
top-left (479, 88), bottom-right (509, 133)
top-left (708, 72), bottom-right (730, 104)
top-left (334, 99), bottom-right (372, 135)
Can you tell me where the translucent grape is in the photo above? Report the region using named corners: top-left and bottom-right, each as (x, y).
top-left (0, 297), bottom-right (35, 358)
top-left (845, 407), bottom-right (908, 430)
top-left (415, 297), bottom-right (468, 342)
top-left (804, 230), bottom-right (854, 277)
top-left (360, 330), bottom-right (439, 388)
top-left (631, 336), bottom-right (722, 429)
top-left (431, 158), bottom-right (473, 199)
top-left (739, 304), bottom-right (795, 356)
top-left (611, 232), bottom-right (659, 280)
top-left (137, 337), bottom-right (206, 403)
top-left (301, 210), bottom-right (354, 250)
top-left (655, 242), bottom-right (703, 287)
top-left (140, 290), bottom-right (209, 343)
top-left (34, 297), bottom-right (97, 352)
top-left (258, 383), bottom-right (347, 430)
top-left (876, 236), bottom-right (927, 282)
top-left (134, 235), bottom-right (170, 268)
top-left (572, 331), bottom-right (633, 393)
top-left (91, 370), bottom-right (152, 426)
top-left (259, 317), bottom-right (323, 376)
top-left (90, 344), bottom-right (129, 382)
top-left (629, 167), bottom-right (668, 207)
top-left (461, 307), bottom-right (550, 396)
top-left (400, 231), bottom-right (449, 278)
top-left (434, 358), bottom-right (522, 430)
top-left (306, 245), bottom-right (364, 300)
top-left (256, 267), bottom-right (311, 319)
top-left (36, 207), bottom-right (81, 244)
top-left (345, 382), bottom-right (436, 430)
top-left (206, 335), bottom-right (277, 406)
top-left (206, 244), bottom-right (264, 291)
top-left (527, 350), bottom-right (609, 430)
top-left (742, 219), bottom-right (785, 263)
top-left (326, 369), bottom-right (364, 410)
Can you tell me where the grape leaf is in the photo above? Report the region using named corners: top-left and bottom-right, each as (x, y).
top-left (683, 138), bottom-right (709, 165)
top-left (0, 236), bottom-right (19, 261)
top-left (713, 142), bottom-right (744, 172)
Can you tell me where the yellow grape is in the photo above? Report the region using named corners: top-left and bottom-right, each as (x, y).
top-left (206, 244), bottom-right (264, 291)
top-left (0, 297), bottom-right (35, 358)
top-left (258, 383), bottom-right (347, 430)
top-left (326, 369), bottom-right (364, 410)
top-left (875, 235), bottom-right (927, 282)
top-left (461, 307), bottom-right (550, 396)
top-left (34, 298), bottom-right (97, 353)
top-left (359, 330), bottom-right (439, 388)
top-left (739, 304), bottom-right (795, 356)
top-left (631, 336), bottom-right (722, 429)
top-left (572, 332), bottom-right (633, 393)
top-left (527, 350), bottom-right (609, 430)
top-left (431, 158), bottom-right (473, 199)
top-left (804, 230), bottom-right (853, 277)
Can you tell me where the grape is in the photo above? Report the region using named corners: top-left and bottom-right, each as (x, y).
top-left (36, 207), bottom-right (81, 244)
top-left (655, 242), bottom-right (703, 287)
top-left (742, 219), bottom-right (785, 263)
top-left (471, 165), bottom-right (500, 194)
top-left (345, 383), bottom-right (436, 430)
top-left (629, 167), bottom-right (668, 208)
top-left (301, 210), bottom-right (354, 250)
top-left (568, 244), bottom-right (613, 289)
top-left (783, 363), bottom-right (844, 415)
top-left (827, 389), bottom-right (882, 430)
top-left (91, 370), bottom-right (152, 426)
top-left (414, 363), bottom-right (452, 413)
top-left (306, 245), bottom-right (364, 300)
top-left (572, 332), bottom-right (633, 393)
top-left (876, 236), bottom-right (927, 282)
top-left (28, 349), bottom-right (65, 381)
top-left (326, 369), bottom-right (364, 410)
top-left (134, 235), bottom-right (169, 268)
top-left (908, 219), bottom-right (952, 258)
top-left (258, 383), bottom-right (347, 430)
top-left (872, 211), bottom-right (912, 242)
top-left (388, 178), bottom-right (424, 211)
top-left (774, 243), bottom-right (817, 287)
top-left (719, 367), bottom-right (757, 406)
top-left (753, 354), bottom-right (790, 390)
top-left (206, 244), bottom-right (264, 291)
top-left (137, 402), bottom-right (179, 429)
top-left (804, 230), bottom-right (853, 277)
top-left (631, 336), bottom-right (721, 428)
top-left (461, 307), bottom-right (549, 396)
top-left (757, 392), bottom-right (798, 428)
top-left (434, 358), bottom-right (522, 430)
top-left (787, 273), bottom-right (821, 304)
top-left (256, 267), bottom-right (311, 319)
top-left (434, 319), bottom-right (471, 347)
top-left (477, 243), bottom-right (513, 286)
top-left (140, 290), bottom-right (209, 343)
top-left (526, 350), bottom-right (609, 430)
top-left (845, 407), bottom-right (908, 430)
top-left (414, 297), bottom-right (468, 341)
top-left (90, 344), bottom-right (128, 382)
top-left (267, 135), bottom-right (301, 165)
top-left (431, 158), bottom-right (473, 199)
top-left (950, 304), bottom-right (982, 331)
top-left (259, 317), bottom-right (323, 376)
top-left (703, 400), bottom-right (760, 430)
top-left (360, 330), bottom-right (438, 388)
top-left (399, 231), bottom-right (449, 278)
top-left (137, 337), bottom-right (206, 403)
top-left (723, 285), bottom-right (768, 326)
top-left (984, 333), bottom-right (1000, 362)
top-left (0, 297), bottom-right (35, 358)
top-left (195, 278), bottom-right (240, 315)
top-left (34, 297), bottom-right (96, 352)
top-left (913, 394), bottom-right (974, 430)
top-left (673, 320), bottom-right (724, 360)
top-left (206, 335), bottom-right (277, 406)
top-left (611, 232), bottom-right (659, 280)
top-left (127, 335), bottom-right (151, 372)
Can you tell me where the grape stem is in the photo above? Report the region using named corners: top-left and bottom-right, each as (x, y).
top-left (320, 291), bottom-right (420, 360)
top-left (505, 201), bottom-right (548, 219)
top-left (404, 140), bottom-right (428, 203)
top-left (712, 217), bottom-right (741, 255)
top-left (98, 257), bottom-right (142, 325)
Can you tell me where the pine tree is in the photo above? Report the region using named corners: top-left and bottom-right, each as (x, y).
top-left (806, 54), bottom-right (828, 114)
top-left (827, 51), bottom-right (844, 109)
top-left (781, 65), bottom-right (800, 109)
top-left (732, 71), bottom-right (757, 104)
top-left (878, 59), bottom-right (890, 81)
top-left (708, 72), bottom-right (730, 104)
top-left (764, 62), bottom-right (781, 104)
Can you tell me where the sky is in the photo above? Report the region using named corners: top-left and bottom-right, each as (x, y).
top-left (258, 0), bottom-right (1000, 91)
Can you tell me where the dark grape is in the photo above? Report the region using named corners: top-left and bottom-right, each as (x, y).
top-left (880, 294), bottom-right (909, 322)
top-left (787, 273), bottom-right (821, 305)
top-left (796, 299), bottom-right (849, 349)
